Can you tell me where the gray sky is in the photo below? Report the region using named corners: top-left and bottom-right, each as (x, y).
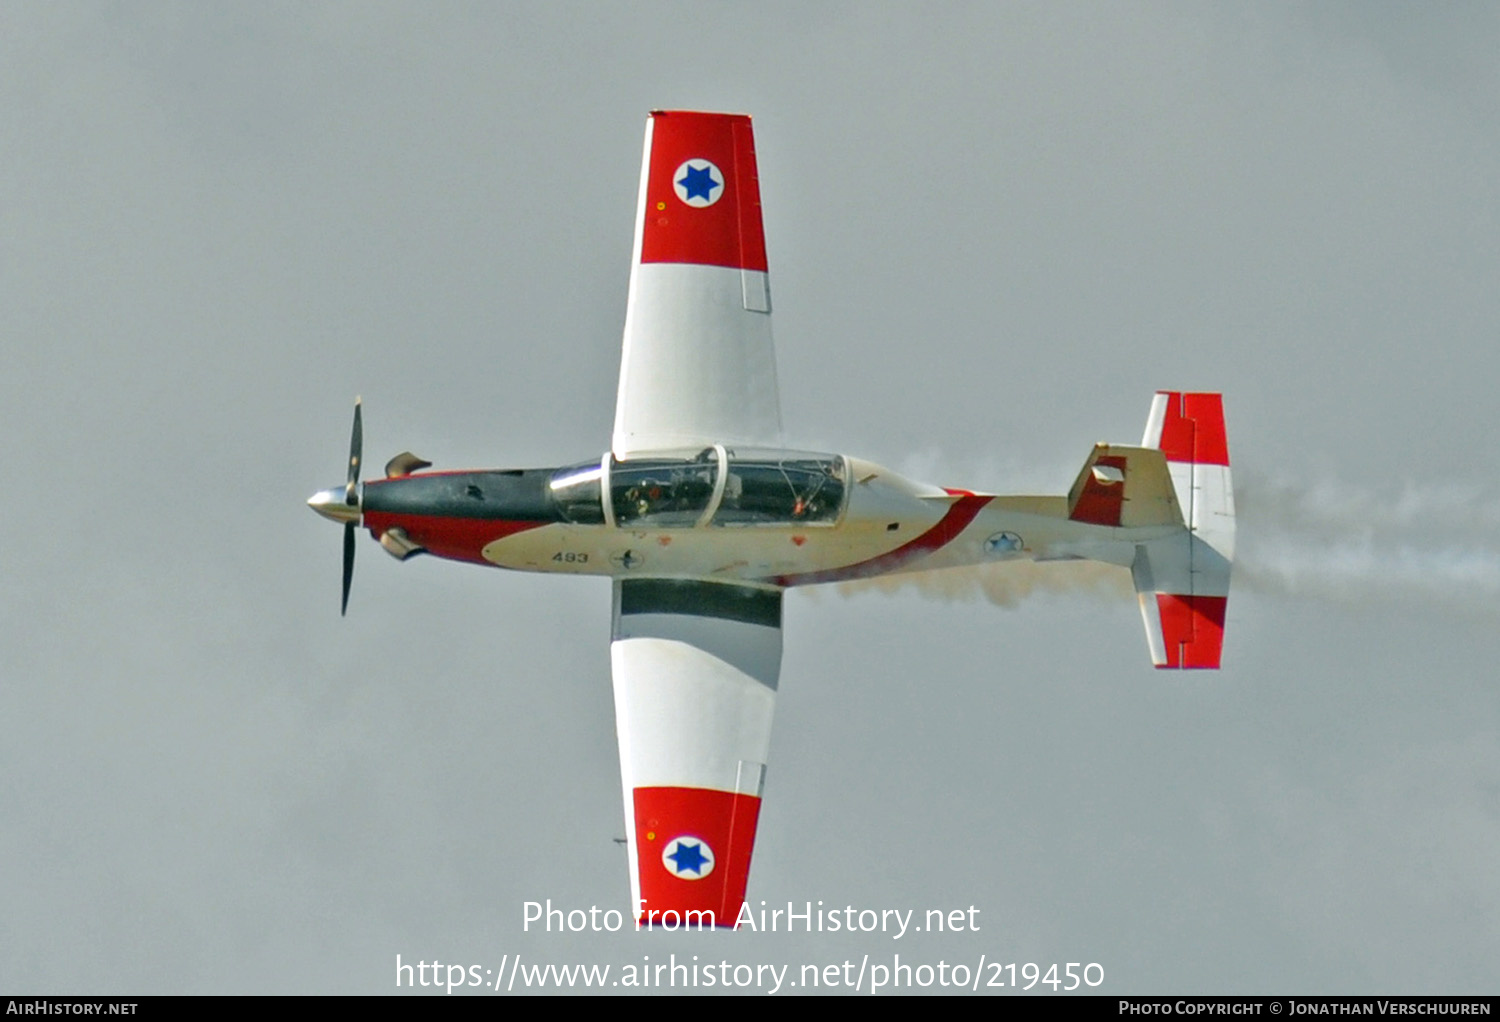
top-left (3, 2), bottom-right (1498, 995)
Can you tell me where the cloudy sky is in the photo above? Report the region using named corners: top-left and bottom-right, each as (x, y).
top-left (4, 2), bottom-right (1497, 995)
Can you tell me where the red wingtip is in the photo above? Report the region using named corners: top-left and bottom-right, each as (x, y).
top-left (633, 786), bottom-right (761, 929)
top-left (639, 112), bottom-right (767, 272)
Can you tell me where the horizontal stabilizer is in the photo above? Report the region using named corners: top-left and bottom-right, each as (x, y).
top-left (1132, 392), bottom-right (1235, 669)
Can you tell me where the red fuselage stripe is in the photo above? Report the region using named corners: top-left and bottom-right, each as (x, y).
top-left (360, 512), bottom-right (548, 566)
top-left (768, 493), bottom-right (994, 587)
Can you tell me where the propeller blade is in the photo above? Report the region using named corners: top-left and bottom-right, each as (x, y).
top-left (341, 521), bottom-right (355, 616)
top-left (342, 398), bottom-right (362, 615)
top-left (345, 398), bottom-right (363, 505)
top-left (308, 397), bottom-right (367, 615)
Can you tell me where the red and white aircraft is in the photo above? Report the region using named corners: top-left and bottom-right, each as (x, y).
top-left (308, 111), bottom-right (1235, 928)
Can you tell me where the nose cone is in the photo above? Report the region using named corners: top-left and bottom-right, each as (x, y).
top-left (307, 487), bottom-right (361, 525)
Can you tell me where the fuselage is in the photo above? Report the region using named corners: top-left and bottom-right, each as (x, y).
top-left (347, 445), bottom-right (1180, 587)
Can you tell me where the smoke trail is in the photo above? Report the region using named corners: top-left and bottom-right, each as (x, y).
top-left (1234, 469), bottom-right (1500, 616)
top-left (835, 560), bottom-right (1132, 606)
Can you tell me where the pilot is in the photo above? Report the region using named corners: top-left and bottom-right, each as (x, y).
top-left (625, 481), bottom-right (664, 519)
top-left (721, 471), bottom-right (744, 511)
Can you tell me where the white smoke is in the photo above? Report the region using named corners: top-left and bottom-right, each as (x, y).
top-left (834, 560), bottom-right (1132, 607)
top-left (1234, 470), bottom-right (1500, 615)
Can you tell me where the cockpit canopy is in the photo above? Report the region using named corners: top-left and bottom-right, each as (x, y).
top-left (547, 446), bottom-right (847, 528)
top-left (711, 448), bottom-right (846, 526)
top-left (548, 461), bottom-right (609, 524)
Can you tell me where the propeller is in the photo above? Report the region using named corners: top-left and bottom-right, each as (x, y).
top-left (309, 399), bottom-right (433, 608)
top-left (341, 398), bottom-right (362, 615)
top-left (306, 398), bottom-right (365, 616)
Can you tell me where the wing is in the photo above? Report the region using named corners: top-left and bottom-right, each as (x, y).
top-left (610, 579), bottom-right (782, 926)
top-left (612, 111), bottom-right (783, 459)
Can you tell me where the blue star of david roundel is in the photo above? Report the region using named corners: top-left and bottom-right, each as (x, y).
top-left (672, 159), bottom-right (724, 208)
top-left (661, 835), bottom-right (715, 879)
top-left (984, 531), bottom-right (1024, 557)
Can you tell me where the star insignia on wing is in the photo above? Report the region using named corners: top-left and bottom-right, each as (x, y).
top-left (662, 836), bottom-right (715, 879)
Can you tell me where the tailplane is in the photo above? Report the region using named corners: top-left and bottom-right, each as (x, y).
top-left (1131, 392), bottom-right (1235, 669)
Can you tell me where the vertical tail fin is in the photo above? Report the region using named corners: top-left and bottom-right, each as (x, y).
top-left (1132, 392), bottom-right (1235, 669)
